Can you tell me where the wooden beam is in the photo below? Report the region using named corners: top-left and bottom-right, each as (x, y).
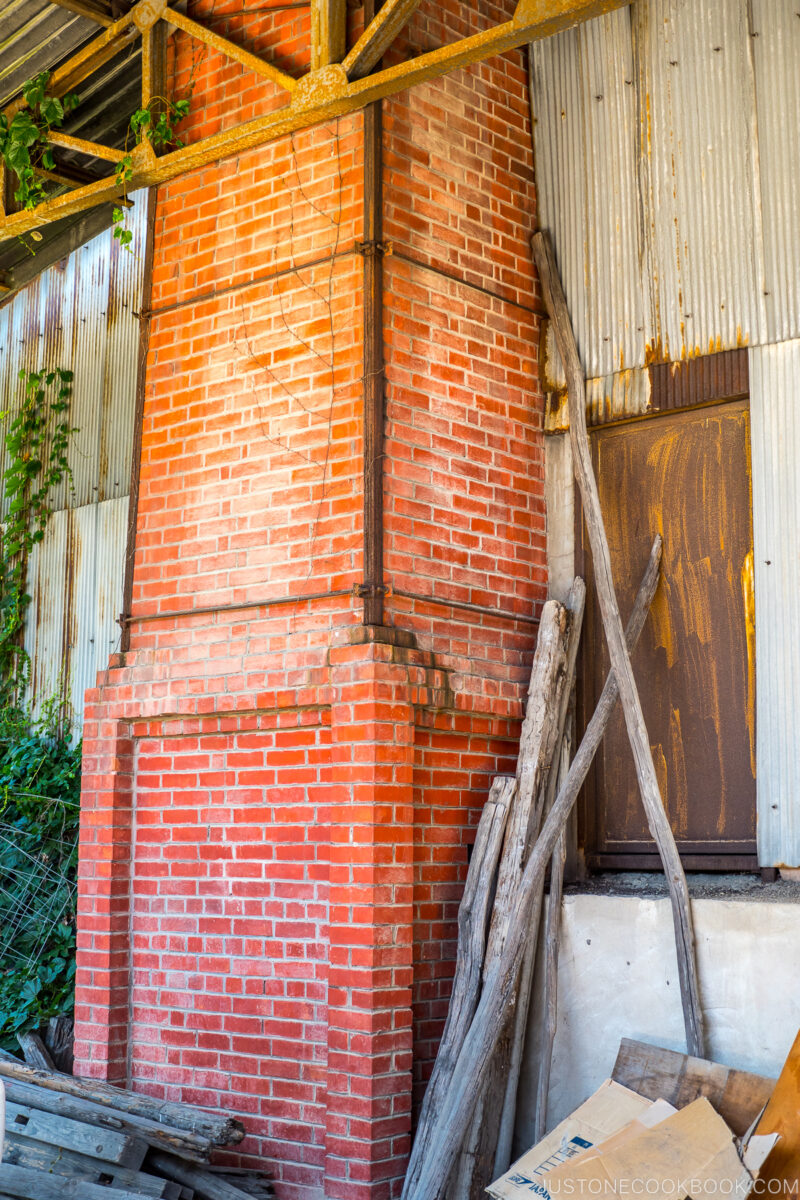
top-left (47, 0), bottom-right (114, 27)
top-left (0, 0), bottom-right (629, 239)
top-left (342, 0), bottom-right (422, 80)
top-left (311, 0), bottom-right (346, 69)
top-left (163, 7), bottom-right (297, 92)
top-left (531, 229), bottom-right (704, 1059)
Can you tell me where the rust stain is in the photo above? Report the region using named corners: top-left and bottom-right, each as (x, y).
top-left (644, 337), bottom-right (667, 366)
top-left (585, 400), bottom-right (756, 855)
top-left (742, 547), bottom-right (756, 779)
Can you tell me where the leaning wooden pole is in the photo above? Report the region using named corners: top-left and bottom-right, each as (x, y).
top-left (530, 230), bottom-right (704, 1058)
top-left (407, 536), bottom-right (663, 1200)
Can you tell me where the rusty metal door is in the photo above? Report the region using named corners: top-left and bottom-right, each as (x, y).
top-left (579, 400), bottom-right (756, 871)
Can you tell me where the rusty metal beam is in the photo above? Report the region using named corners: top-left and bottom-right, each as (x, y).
top-left (0, 0), bottom-right (629, 240)
top-left (342, 0), bottom-right (422, 80)
top-left (311, 0), bottom-right (346, 69)
top-left (47, 129), bottom-right (126, 162)
top-left (47, 0), bottom-right (114, 27)
top-left (360, 98), bottom-right (385, 625)
top-left (163, 6), bottom-right (298, 92)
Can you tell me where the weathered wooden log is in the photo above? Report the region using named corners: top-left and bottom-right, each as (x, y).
top-left (17, 1033), bottom-right (55, 1072)
top-left (4, 1099), bottom-right (148, 1167)
top-left (148, 1152), bottom-right (256, 1200)
top-left (44, 1016), bottom-right (74, 1074)
top-left (533, 740), bottom-right (571, 1143)
top-left (2, 1132), bottom-right (180, 1198)
top-left (487, 600), bottom-right (572, 960)
top-left (405, 776), bottom-right (514, 1200)
top-left (0, 1162), bottom-right (154, 1200)
top-left (1, 1078), bottom-right (210, 1162)
top-left (492, 581), bottom-right (585, 1179)
top-left (453, 593), bottom-right (580, 1199)
top-left (0, 1059), bottom-right (244, 1147)
top-left (408, 535), bottom-right (663, 1200)
top-left (531, 229), bottom-right (703, 1059)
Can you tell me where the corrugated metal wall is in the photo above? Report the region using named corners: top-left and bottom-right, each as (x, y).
top-left (530, 0), bottom-right (800, 378)
top-left (750, 342), bottom-right (800, 868)
top-left (532, 0), bottom-right (800, 865)
top-left (0, 192), bottom-right (146, 730)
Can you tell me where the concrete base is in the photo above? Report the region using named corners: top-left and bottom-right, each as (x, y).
top-left (517, 881), bottom-right (800, 1156)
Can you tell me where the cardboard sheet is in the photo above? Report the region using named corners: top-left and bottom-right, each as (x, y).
top-left (487, 1081), bottom-right (660, 1200)
top-left (540, 1098), bottom-right (755, 1200)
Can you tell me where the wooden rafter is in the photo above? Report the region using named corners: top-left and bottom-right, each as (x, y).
top-left (47, 0), bottom-right (114, 28)
top-left (310, 0), bottom-right (346, 70)
top-left (4, 12), bottom-right (138, 120)
top-left (0, 0), bottom-right (630, 241)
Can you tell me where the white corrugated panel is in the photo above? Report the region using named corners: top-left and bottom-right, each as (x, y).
top-left (749, 0), bottom-right (800, 344)
top-left (24, 497), bottom-right (128, 731)
top-left (750, 342), bottom-right (800, 868)
top-left (67, 497), bottom-right (127, 727)
top-left (0, 192), bottom-right (146, 510)
top-left (530, 0), bottom-right (800, 381)
top-left (530, 5), bottom-right (644, 378)
top-left (0, 196), bottom-right (145, 731)
top-left (638, 0), bottom-right (766, 361)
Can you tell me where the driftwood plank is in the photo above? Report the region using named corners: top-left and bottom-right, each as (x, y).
top-left (613, 1038), bottom-right (775, 1137)
top-left (17, 1033), bottom-right (55, 1072)
top-left (2, 1132), bottom-right (178, 1197)
top-left (0, 1059), bottom-right (243, 1147)
top-left (533, 742), bottom-right (571, 1143)
top-left (5, 1100), bottom-right (148, 1167)
top-left (408, 537), bottom-right (663, 1200)
top-left (487, 599), bottom-right (572, 958)
top-left (404, 776), bottom-right (514, 1200)
top-left (493, 581), bottom-right (586, 1179)
top-left (0, 1162), bottom-right (155, 1200)
top-left (148, 1153), bottom-right (257, 1200)
top-left (531, 230), bottom-right (704, 1060)
top-left (453, 596), bottom-right (579, 1198)
top-left (1, 1079), bottom-right (209, 1162)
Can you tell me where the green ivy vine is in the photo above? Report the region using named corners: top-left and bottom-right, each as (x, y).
top-left (0, 368), bottom-right (77, 709)
top-left (0, 72), bottom-right (79, 211)
top-left (113, 97), bottom-right (191, 248)
top-left (0, 706), bottom-right (82, 1052)
top-left (0, 368), bottom-right (82, 1050)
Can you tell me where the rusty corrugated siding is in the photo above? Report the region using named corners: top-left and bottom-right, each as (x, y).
top-left (0, 193), bottom-right (146, 728)
top-left (530, 0), bottom-right (800, 379)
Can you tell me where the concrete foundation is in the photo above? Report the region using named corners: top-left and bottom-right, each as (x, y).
top-left (517, 878), bottom-right (800, 1156)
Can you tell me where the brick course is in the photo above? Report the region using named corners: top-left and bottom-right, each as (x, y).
top-left (74, 0), bottom-right (545, 1195)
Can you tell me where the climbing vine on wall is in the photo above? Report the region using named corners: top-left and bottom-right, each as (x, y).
top-left (0, 367), bottom-right (82, 1049)
top-left (0, 368), bottom-right (77, 707)
top-left (0, 72), bottom-right (79, 212)
top-left (113, 97), bottom-right (191, 248)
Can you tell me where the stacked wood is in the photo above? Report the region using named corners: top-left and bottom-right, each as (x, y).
top-left (0, 1051), bottom-right (273, 1200)
top-left (402, 536), bottom-right (667, 1200)
top-left (403, 236), bottom-right (704, 1200)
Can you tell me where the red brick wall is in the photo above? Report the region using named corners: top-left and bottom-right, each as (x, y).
top-left (74, 0), bottom-right (545, 1195)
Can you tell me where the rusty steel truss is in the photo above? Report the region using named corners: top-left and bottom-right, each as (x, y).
top-left (0, 0), bottom-right (628, 241)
